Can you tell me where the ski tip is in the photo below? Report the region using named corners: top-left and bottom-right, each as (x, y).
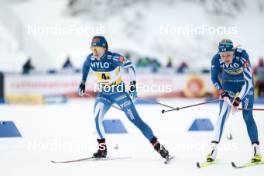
top-left (196, 162), bottom-right (201, 168)
top-left (51, 160), bottom-right (63, 164)
top-left (231, 162), bottom-right (238, 168)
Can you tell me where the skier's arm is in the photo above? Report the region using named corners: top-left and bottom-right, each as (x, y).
top-left (211, 55), bottom-right (222, 90)
top-left (78, 56), bottom-right (91, 96)
top-left (122, 57), bottom-right (136, 83)
top-left (239, 52), bottom-right (253, 100)
top-left (81, 57), bottom-right (91, 83)
top-left (115, 55), bottom-right (136, 83)
top-left (118, 55), bottom-right (137, 100)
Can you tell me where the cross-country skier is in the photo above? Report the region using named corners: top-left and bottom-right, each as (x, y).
top-left (207, 39), bottom-right (262, 163)
top-left (78, 36), bottom-right (171, 162)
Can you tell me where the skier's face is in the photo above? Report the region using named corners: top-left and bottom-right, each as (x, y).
top-left (220, 51), bottom-right (234, 64)
top-left (91, 46), bottom-right (106, 59)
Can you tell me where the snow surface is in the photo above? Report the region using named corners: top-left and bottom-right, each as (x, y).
top-left (1, 99), bottom-right (264, 176)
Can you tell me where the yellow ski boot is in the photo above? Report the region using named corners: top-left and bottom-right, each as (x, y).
top-left (251, 143), bottom-right (262, 163)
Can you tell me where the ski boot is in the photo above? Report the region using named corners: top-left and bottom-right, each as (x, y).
top-left (93, 139), bottom-right (107, 158)
top-left (206, 142), bottom-right (218, 162)
top-left (151, 137), bottom-right (171, 162)
top-left (251, 143), bottom-right (262, 163)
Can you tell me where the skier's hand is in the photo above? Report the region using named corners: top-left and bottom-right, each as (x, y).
top-left (128, 81), bottom-right (137, 102)
top-left (78, 82), bottom-right (86, 96)
top-left (231, 97), bottom-right (241, 115)
top-left (219, 89), bottom-right (232, 105)
top-left (232, 97), bottom-right (241, 107)
top-left (220, 89), bottom-right (231, 99)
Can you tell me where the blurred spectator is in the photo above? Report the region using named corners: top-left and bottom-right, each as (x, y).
top-left (136, 58), bottom-right (143, 67)
top-left (62, 55), bottom-right (74, 69)
top-left (125, 52), bottom-right (131, 60)
top-left (254, 57), bottom-right (264, 97)
top-left (166, 56), bottom-right (173, 68)
top-left (176, 61), bottom-right (189, 73)
top-left (22, 57), bottom-right (35, 74)
top-left (136, 56), bottom-right (162, 73)
top-left (136, 57), bottom-right (151, 68)
top-left (151, 58), bottom-right (161, 73)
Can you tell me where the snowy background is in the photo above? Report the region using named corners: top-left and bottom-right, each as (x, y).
top-left (0, 0), bottom-right (264, 71)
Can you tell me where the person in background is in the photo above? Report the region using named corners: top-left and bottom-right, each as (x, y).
top-left (151, 58), bottom-right (161, 73)
top-left (22, 57), bottom-right (35, 74)
top-left (62, 55), bottom-right (74, 69)
top-left (176, 61), bottom-right (189, 73)
top-left (254, 57), bottom-right (264, 97)
top-left (166, 56), bottom-right (173, 68)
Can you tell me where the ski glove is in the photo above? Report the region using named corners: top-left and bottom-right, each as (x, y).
top-left (78, 82), bottom-right (86, 96)
top-left (129, 81), bottom-right (137, 101)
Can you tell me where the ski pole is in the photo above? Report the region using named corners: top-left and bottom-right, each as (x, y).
top-left (238, 108), bottom-right (264, 111)
top-left (161, 99), bottom-right (220, 114)
top-left (84, 92), bottom-right (122, 111)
